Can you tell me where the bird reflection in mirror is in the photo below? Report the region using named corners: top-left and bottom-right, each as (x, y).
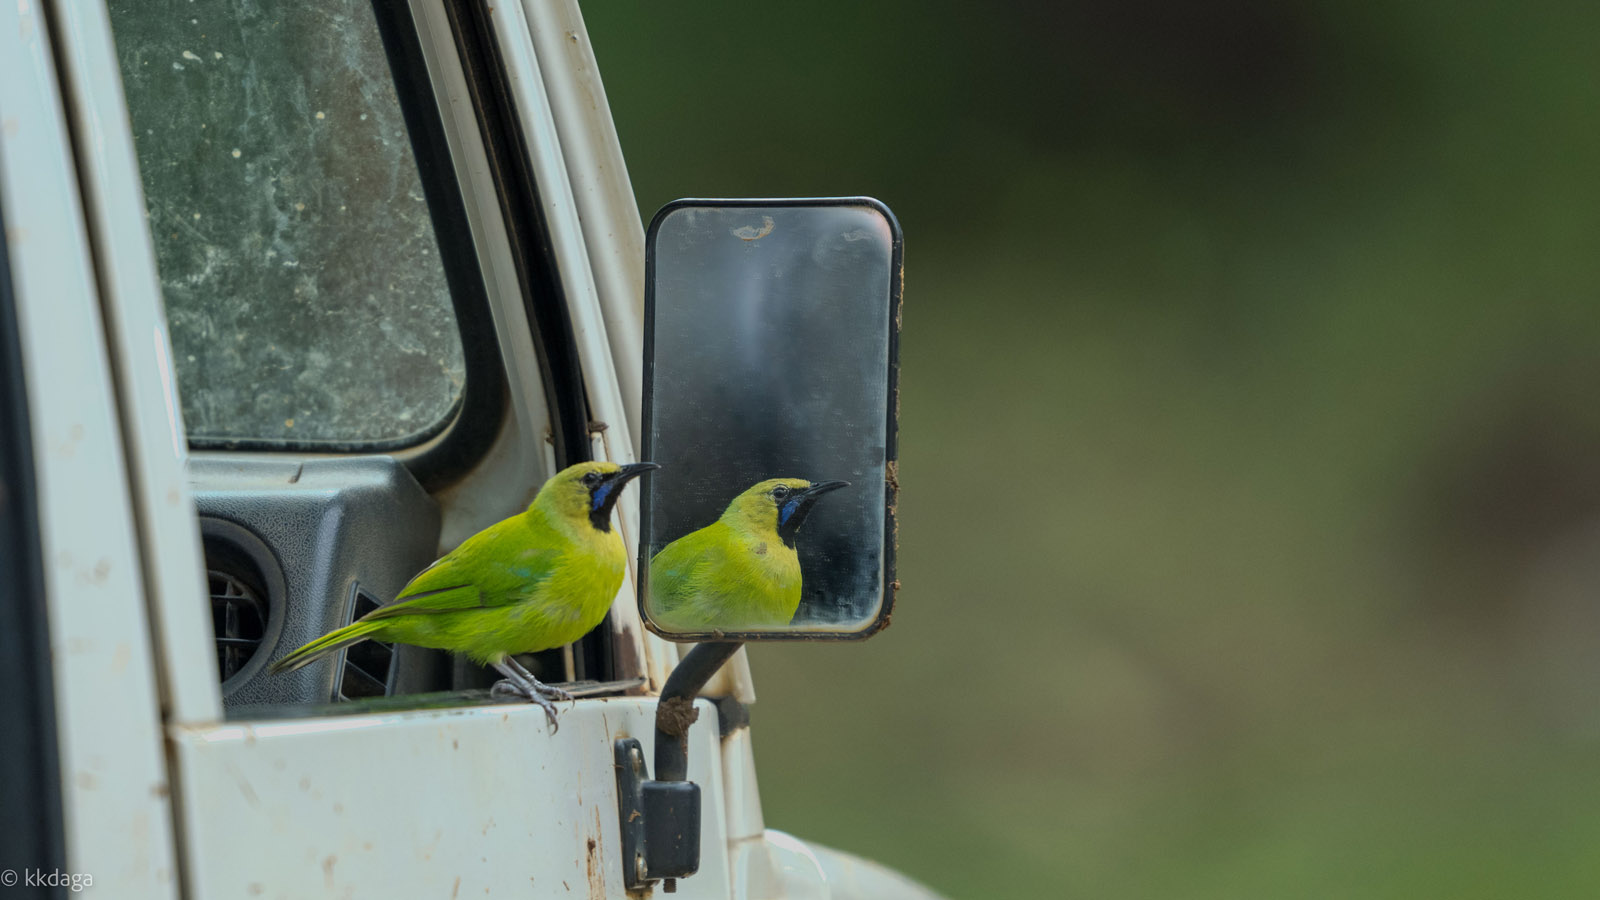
top-left (649, 478), bottom-right (848, 631)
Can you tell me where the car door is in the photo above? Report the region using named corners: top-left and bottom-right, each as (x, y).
top-left (36, 0), bottom-right (733, 896)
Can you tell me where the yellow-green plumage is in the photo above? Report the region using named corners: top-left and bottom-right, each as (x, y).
top-left (648, 477), bottom-right (846, 631)
top-left (269, 461), bottom-right (650, 676)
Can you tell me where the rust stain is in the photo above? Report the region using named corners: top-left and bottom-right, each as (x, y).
top-left (585, 837), bottom-right (600, 899)
top-left (895, 269), bottom-right (905, 330)
top-left (732, 216), bottom-right (775, 241)
top-left (611, 626), bottom-right (648, 694)
top-left (321, 854), bottom-right (337, 887)
top-left (451, 875), bottom-right (461, 898)
top-left (227, 764), bottom-right (259, 808)
top-left (656, 696), bottom-right (699, 737)
top-left (587, 807), bottom-right (607, 900)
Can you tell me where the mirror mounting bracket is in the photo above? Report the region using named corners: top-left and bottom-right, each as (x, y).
top-left (616, 642), bottom-right (742, 892)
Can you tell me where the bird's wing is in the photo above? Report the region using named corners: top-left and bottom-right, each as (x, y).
top-left (358, 583), bottom-right (490, 619)
top-left (363, 534), bottom-right (565, 619)
top-left (648, 530), bottom-right (712, 602)
top-left (651, 527), bottom-right (743, 606)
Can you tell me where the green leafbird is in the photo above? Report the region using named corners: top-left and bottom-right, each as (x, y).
top-left (648, 478), bottom-right (848, 632)
top-left (269, 460), bottom-right (658, 728)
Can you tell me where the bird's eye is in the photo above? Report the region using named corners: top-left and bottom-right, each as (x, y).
top-left (771, 485), bottom-right (790, 500)
top-left (582, 471), bottom-right (602, 487)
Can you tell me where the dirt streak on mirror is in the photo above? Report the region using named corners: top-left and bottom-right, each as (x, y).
top-left (638, 198), bottom-right (902, 641)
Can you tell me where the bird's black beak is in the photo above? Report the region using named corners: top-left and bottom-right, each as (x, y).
top-left (803, 480), bottom-right (850, 498)
top-left (589, 462), bottom-right (661, 531)
top-left (612, 461), bottom-right (661, 484)
top-left (776, 480), bottom-right (850, 547)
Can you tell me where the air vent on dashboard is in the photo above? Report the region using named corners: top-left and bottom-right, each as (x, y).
top-left (210, 569), bottom-right (267, 680)
top-left (199, 517), bottom-right (286, 697)
top-left (337, 588), bottom-right (396, 700)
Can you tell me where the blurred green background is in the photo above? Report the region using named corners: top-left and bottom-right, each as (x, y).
top-left (587, 3), bottom-right (1600, 897)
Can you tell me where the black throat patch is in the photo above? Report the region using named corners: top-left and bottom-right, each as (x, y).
top-left (589, 502), bottom-right (614, 533)
top-left (775, 503), bottom-right (809, 549)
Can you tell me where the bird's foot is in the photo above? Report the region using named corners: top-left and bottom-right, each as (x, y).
top-left (491, 678), bottom-right (561, 729)
top-left (491, 662), bottom-right (572, 732)
top-left (537, 682), bottom-right (574, 703)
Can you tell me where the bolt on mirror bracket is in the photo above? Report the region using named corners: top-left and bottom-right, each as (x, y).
top-left (615, 737), bottom-right (701, 893)
top-left (616, 642), bottom-right (741, 892)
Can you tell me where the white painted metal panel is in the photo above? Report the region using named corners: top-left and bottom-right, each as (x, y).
top-left (807, 838), bottom-right (947, 900)
top-left (719, 728), bottom-right (767, 844)
top-left (516, 1), bottom-right (768, 708)
top-left (486, 0), bottom-right (670, 690)
top-left (172, 698), bottom-right (730, 898)
top-left (402, 0), bottom-right (561, 554)
top-left (47, 0), bottom-right (223, 726)
top-left (521, 0), bottom-right (647, 454)
top-left (728, 831), bottom-right (948, 900)
top-left (0, 3), bottom-right (181, 894)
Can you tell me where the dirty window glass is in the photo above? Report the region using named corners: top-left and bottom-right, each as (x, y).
top-left (108, 0), bottom-right (466, 447)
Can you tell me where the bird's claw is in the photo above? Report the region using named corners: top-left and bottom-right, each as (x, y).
top-left (490, 679), bottom-right (525, 699)
top-left (540, 684), bottom-right (575, 704)
top-left (491, 659), bottom-right (575, 732)
top-left (490, 677), bottom-right (567, 732)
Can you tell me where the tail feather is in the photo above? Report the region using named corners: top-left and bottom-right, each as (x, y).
top-left (267, 620), bottom-right (385, 675)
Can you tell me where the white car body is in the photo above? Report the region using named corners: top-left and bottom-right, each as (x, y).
top-left (0, 1), bottom-right (935, 897)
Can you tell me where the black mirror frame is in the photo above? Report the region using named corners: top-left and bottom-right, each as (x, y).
top-left (636, 196), bottom-right (902, 642)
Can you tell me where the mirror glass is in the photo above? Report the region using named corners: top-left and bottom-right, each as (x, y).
top-left (639, 199), bottom-right (901, 640)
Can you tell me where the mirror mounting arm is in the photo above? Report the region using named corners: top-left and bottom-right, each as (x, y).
top-left (655, 641), bottom-right (742, 780)
top-left (616, 641), bottom-right (742, 893)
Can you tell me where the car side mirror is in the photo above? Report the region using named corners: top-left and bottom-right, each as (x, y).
top-left (637, 197), bottom-right (902, 641)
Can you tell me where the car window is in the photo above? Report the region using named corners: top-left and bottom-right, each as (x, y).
top-left (107, 0), bottom-right (466, 448)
